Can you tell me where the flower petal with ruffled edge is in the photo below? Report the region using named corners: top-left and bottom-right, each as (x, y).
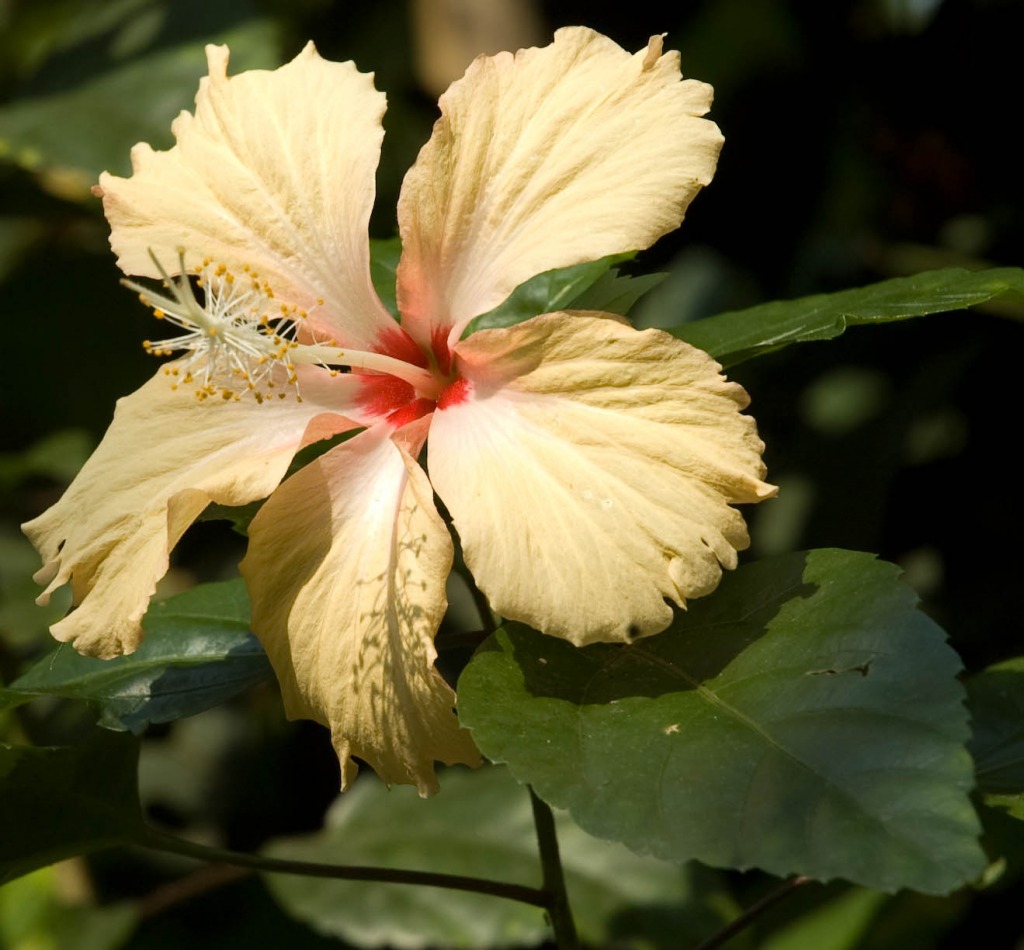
top-left (429, 313), bottom-right (777, 645)
top-left (396, 27), bottom-right (723, 352)
top-left (22, 367), bottom-right (361, 659)
top-left (240, 419), bottom-right (480, 795)
top-left (97, 42), bottom-right (396, 348)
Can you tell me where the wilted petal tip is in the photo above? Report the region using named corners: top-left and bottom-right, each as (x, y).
top-left (642, 33), bottom-right (666, 70)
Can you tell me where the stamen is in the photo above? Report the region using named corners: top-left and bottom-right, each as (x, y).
top-left (125, 249), bottom-right (305, 403)
top-left (127, 249), bottom-right (443, 403)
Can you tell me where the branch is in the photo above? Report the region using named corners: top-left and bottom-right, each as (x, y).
top-left (136, 826), bottom-right (549, 908)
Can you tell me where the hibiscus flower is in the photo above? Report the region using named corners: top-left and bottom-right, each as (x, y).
top-left (24, 27), bottom-right (775, 794)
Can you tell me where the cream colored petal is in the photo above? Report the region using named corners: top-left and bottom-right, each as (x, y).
top-left (240, 423), bottom-right (480, 795)
top-left (98, 42), bottom-right (395, 347)
top-left (396, 27), bottom-right (723, 347)
top-left (428, 313), bottom-right (776, 645)
top-left (22, 367), bottom-right (359, 659)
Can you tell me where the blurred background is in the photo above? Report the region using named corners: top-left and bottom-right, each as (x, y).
top-left (0, 0), bottom-right (1021, 947)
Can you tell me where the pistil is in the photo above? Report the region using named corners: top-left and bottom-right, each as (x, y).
top-left (128, 249), bottom-right (443, 404)
top-left (293, 343), bottom-right (442, 398)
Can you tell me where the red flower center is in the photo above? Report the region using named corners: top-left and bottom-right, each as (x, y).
top-left (356, 324), bottom-right (471, 427)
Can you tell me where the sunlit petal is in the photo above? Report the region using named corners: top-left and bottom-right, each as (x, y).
top-left (397, 28), bottom-right (722, 348)
top-left (98, 42), bottom-right (395, 347)
top-left (22, 368), bottom-right (359, 659)
top-left (240, 422), bottom-right (480, 794)
top-left (429, 313), bottom-right (776, 645)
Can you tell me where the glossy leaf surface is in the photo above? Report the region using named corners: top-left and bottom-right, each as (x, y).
top-left (676, 267), bottom-right (1024, 366)
top-left (459, 550), bottom-right (985, 895)
top-left (4, 580), bottom-right (270, 732)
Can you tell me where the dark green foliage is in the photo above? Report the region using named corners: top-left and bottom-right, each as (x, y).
top-left (0, 731), bottom-right (143, 885)
top-left (3, 581), bottom-right (270, 732)
top-left (459, 551), bottom-right (986, 895)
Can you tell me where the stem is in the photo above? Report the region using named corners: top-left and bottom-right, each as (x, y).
top-left (695, 876), bottom-right (810, 950)
top-left (136, 826), bottom-right (548, 908)
top-left (529, 788), bottom-right (580, 950)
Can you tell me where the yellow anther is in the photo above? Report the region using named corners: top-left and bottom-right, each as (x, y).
top-left (128, 248), bottom-right (310, 403)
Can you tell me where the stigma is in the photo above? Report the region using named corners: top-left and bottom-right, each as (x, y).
top-left (125, 249), bottom-right (307, 403)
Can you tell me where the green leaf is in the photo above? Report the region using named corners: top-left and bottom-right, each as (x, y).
top-left (366, 241), bottom-right (665, 331)
top-left (675, 267), bottom-right (1024, 366)
top-left (0, 19), bottom-right (280, 194)
top-left (3, 580), bottom-right (271, 732)
top-left (0, 867), bottom-right (138, 950)
top-left (0, 530), bottom-right (73, 652)
top-left (0, 731), bottom-right (143, 884)
top-left (264, 765), bottom-right (724, 950)
top-left (975, 798), bottom-right (1024, 893)
top-left (966, 657), bottom-right (1024, 803)
top-left (369, 236), bottom-right (402, 318)
top-left (568, 268), bottom-right (666, 316)
top-left (0, 429), bottom-right (93, 492)
top-left (464, 254), bottom-right (637, 335)
top-left (458, 549), bottom-right (985, 895)
top-left (968, 660), bottom-right (1024, 885)
top-left (0, 0), bottom-right (157, 83)
top-left (760, 888), bottom-right (888, 950)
